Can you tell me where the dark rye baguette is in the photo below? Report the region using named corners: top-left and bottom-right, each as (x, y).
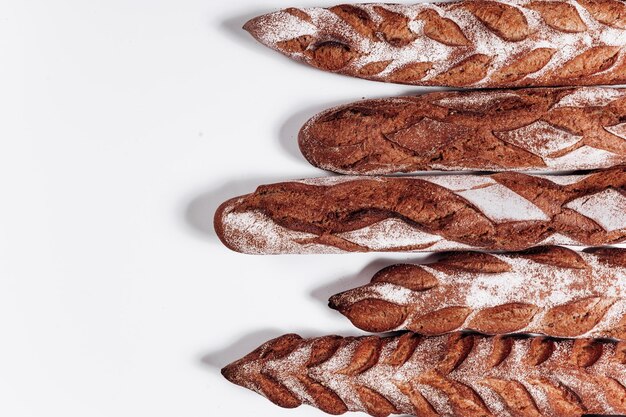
top-left (222, 332), bottom-right (626, 417)
top-left (244, 1), bottom-right (626, 88)
top-left (299, 87), bottom-right (626, 174)
top-left (329, 246), bottom-right (626, 338)
top-left (214, 167), bottom-right (626, 254)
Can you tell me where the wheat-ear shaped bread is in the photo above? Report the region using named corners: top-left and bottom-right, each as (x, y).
top-left (214, 167), bottom-right (626, 254)
top-left (329, 246), bottom-right (626, 338)
top-left (299, 87), bottom-right (626, 174)
top-left (222, 332), bottom-right (626, 417)
top-left (244, 1), bottom-right (626, 88)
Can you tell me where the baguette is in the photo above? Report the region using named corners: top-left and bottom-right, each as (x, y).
top-left (244, 1), bottom-right (626, 88)
top-left (299, 87), bottom-right (626, 174)
top-left (222, 332), bottom-right (626, 417)
top-left (329, 246), bottom-right (626, 338)
top-left (214, 167), bottom-right (626, 254)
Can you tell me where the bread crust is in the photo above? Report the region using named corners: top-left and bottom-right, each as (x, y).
top-left (222, 332), bottom-right (626, 417)
top-left (299, 87), bottom-right (626, 174)
top-left (329, 246), bottom-right (626, 338)
top-left (213, 197), bottom-right (241, 253)
top-left (244, 1), bottom-right (626, 88)
top-left (214, 167), bottom-right (626, 254)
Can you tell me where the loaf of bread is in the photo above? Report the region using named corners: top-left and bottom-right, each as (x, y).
top-left (329, 246), bottom-right (626, 338)
top-left (214, 167), bottom-right (626, 254)
top-left (300, 87), bottom-right (626, 174)
top-left (222, 332), bottom-right (626, 417)
top-left (244, 1), bottom-right (626, 88)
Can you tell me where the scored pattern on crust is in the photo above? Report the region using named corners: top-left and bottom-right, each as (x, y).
top-left (244, 0), bottom-right (626, 87)
top-left (214, 167), bottom-right (626, 254)
top-left (329, 246), bottom-right (626, 338)
top-left (222, 332), bottom-right (626, 417)
top-left (298, 87), bottom-right (626, 174)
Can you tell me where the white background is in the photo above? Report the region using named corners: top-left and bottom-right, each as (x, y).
top-left (0, 1), bottom-right (436, 416)
top-left (4, 1), bottom-right (624, 417)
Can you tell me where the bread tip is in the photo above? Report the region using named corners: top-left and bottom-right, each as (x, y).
top-left (213, 197), bottom-right (241, 253)
top-left (297, 118), bottom-right (319, 167)
top-left (220, 362), bottom-right (238, 383)
top-left (242, 15), bottom-right (261, 38)
top-left (327, 293), bottom-right (343, 311)
top-left (241, 18), bottom-right (253, 33)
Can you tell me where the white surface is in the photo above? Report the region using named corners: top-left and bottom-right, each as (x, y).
top-left (0, 1), bottom-right (431, 416)
top-left (0, 2), bottom-right (622, 417)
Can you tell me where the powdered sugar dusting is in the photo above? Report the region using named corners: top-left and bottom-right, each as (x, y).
top-left (228, 333), bottom-right (626, 416)
top-left (493, 120), bottom-right (582, 157)
top-left (533, 174), bottom-right (591, 185)
top-left (422, 239), bottom-right (479, 252)
top-left (342, 282), bottom-right (414, 306)
top-left (333, 249), bottom-right (626, 338)
top-left (338, 218), bottom-right (442, 250)
top-left (294, 176), bottom-right (371, 186)
top-left (250, 10), bottom-right (317, 46)
top-left (310, 340), bottom-right (362, 410)
top-left (543, 145), bottom-right (620, 169)
top-left (248, 1), bottom-right (626, 86)
top-left (220, 206), bottom-right (345, 254)
top-left (433, 91), bottom-right (520, 111)
top-left (219, 171), bottom-right (622, 254)
top-left (265, 344), bottom-right (317, 405)
top-left (553, 86), bottom-right (626, 108)
top-left (604, 122), bottom-right (626, 140)
top-left (423, 175), bottom-right (496, 191)
top-left (456, 183), bottom-right (550, 222)
top-left (535, 232), bottom-right (582, 246)
top-left (565, 188), bottom-right (626, 232)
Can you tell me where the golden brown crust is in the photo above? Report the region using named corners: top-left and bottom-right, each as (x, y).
top-left (298, 87), bottom-right (626, 174)
top-left (214, 167), bottom-right (626, 254)
top-left (244, 1), bottom-right (626, 87)
top-left (329, 246), bottom-right (626, 338)
top-left (223, 333), bottom-right (626, 417)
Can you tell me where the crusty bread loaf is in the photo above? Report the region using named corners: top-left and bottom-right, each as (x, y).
top-left (329, 246), bottom-right (626, 338)
top-left (300, 87), bottom-right (626, 174)
top-left (244, 1), bottom-right (626, 88)
top-left (214, 167), bottom-right (626, 254)
top-left (222, 332), bottom-right (626, 417)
